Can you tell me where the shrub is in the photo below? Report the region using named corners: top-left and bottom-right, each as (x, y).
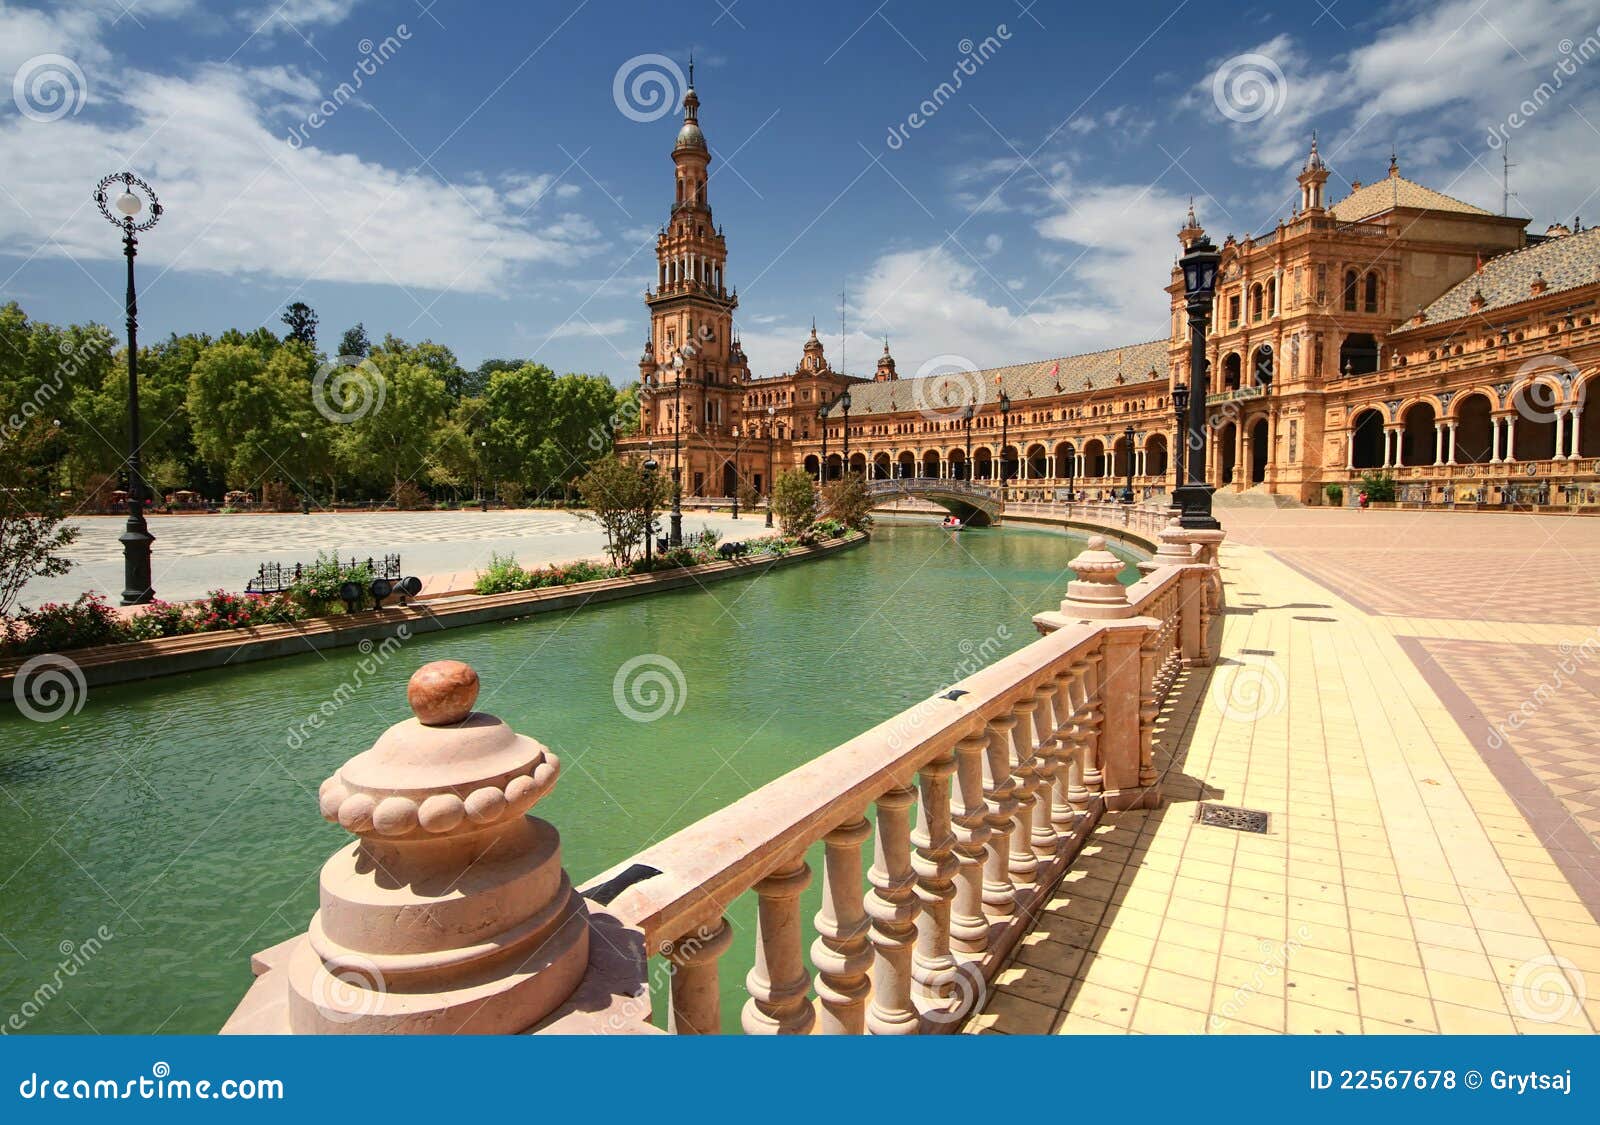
top-left (288, 552), bottom-right (376, 615)
top-left (1324, 483), bottom-right (1344, 507)
top-left (812, 517), bottom-right (845, 538)
top-left (695, 525), bottom-right (722, 550)
top-left (772, 469), bottom-right (819, 537)
top-left (1358, 471), bottom-right (1396, 503)
top-left (474, 552), bottom-right (535, 595)
top-left (820, 472), bottom-right (872, 530)
top-left (190, 590), bottom-right (303, 632)
top-left (392, 481), bottom-right (430, 510)
top-left (498, 482), bottom-right (527, 508)
top-left (2, 594), bottom-right (129, 655)
top-left (127, 600), bottom-right (195, 641)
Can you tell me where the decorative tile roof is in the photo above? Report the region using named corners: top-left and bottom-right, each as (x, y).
top-left (836, 339), bottom-right (1169, 416)
top-left (1327, 173), bottom-right (1492, 224)
top-left (1392, 226), bottom-right (1600, 333)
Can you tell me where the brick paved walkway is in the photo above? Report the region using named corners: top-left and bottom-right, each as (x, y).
top-left (971, 508), bottom-right (1600, 1035)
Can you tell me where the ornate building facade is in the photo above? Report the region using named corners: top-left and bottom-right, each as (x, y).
top-left (621, 84), bottom-right (1600, 508)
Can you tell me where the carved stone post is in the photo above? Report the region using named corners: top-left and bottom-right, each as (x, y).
top-left (911, 750), bottom-right (961, 1019)
top-left (1006, 696), bottom-right (1040, 888)
top-left (223, 661), bottom-right (618, 1035)
top-left (1053, 662), bottom-right (1088, 826)
top-left (743, 857), bottom-right (816, 1034)
top-left (1028, 680), bottom-right (1061, 858)
top-left (663, 918), bottom-right (734, 1034)
top-left (866, 784), bottom-right (920, 1034)
top-left (980, 715), bottom-right (1018, 916)
top-left (949, 733), bottom-right (993, 954)
top-left (812, 817), bottom-right (873, 1034)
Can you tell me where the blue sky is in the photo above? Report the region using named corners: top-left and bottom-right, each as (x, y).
top-left (3, 0), bottom-right (1599, 384)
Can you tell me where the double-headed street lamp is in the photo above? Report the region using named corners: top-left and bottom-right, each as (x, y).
top-left (1170, 383), bottom-right (1189, 510)
top-left (998, 388), bottom-right (1011, 490)
top-left (765, 405), bottom-right (776, 527)
top-left (962, 401), bottom-right (974, 481)
top-left (670, 344), bottom-right (696, 547)
top-left (1122, 424), bottom-right (1136, 503)
top-left (840, 389), bottom-right (852, 477)
top-left (95, 172), bottom-right (163, 605)
top-left (1175, 236), bottom-right (1222, 531)
top-left (642, 456), bottom-right (659, 564)
top-left (817, 404), bottom-right (830, 483)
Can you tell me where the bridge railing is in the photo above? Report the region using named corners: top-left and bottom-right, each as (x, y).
top-left (585, 540), bottom-right (1215, 1034)
top-left (866, 477), bottom-right (1004, 502)
top-left (1006, 498), bottom-right (1172, 538)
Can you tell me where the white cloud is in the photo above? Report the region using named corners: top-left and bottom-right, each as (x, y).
top-left (0, 63), bottom-right (605, 294)
top-left (546, 317), bottom-right (630, 340)
top-left (245, 0), bottom-right (365, 32)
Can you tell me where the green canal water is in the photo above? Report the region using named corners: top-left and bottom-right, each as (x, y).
top-left (0, 520), bottom-right (1140, 1034)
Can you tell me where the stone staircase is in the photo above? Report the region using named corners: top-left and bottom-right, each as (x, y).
top-left (1213, 484), bottom-right (1302, 509)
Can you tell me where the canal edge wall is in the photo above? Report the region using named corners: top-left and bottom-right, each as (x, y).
top-left (0, 532), bottom-right (867, 699)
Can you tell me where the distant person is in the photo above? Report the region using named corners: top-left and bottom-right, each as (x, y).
top-left (1358, 490), bottom-right (1369, 510)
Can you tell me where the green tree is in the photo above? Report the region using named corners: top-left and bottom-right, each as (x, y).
top-left (575, 454), bottom-right (669, 566)
top-left (337, 323), bottom-right (371, 358)
top-left (187, 341), bottom-right (306, 492)
top-left (281, 302), bottom-right (318, 347)
top-left (772, 468), bottom-right (818, 536)
top-left (821, 472), bottom-right (872, 530)
top-left (333, 349), bottom-right (452, 496)
top-left (0, 418), bottom-right (78, 616)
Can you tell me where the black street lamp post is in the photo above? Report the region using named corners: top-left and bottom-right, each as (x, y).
top-left (962, 401), bottom-right (974, 481)
top-left (998, 390), bottom-right (1011, 492)
top-left (1122, 424), bottom-right (1136, 503)
top-left (765, 405), bottom-right (776, 528)
top-left (1175, 236), bottom-right (1222, 530)
top-left (643, 456), bottom-right (659, 565)
top-left (95, 172), bottom-right (162, 606)
top-left (671, 345), bottom-right (695, 547)
top-left (840, 389), bottom-right (852, 478)
top-left (1170, 383), bottom-right (1189, 510)
top-left (1066, 444), bottom-right (1076, 504)
top-left (818, 405), bottom-right (829, 483)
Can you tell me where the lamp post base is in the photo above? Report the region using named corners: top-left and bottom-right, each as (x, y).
top-left (669, 508), bottom-right (683, 549)
top-left (119, 514), bottom-right (155, 606)
top-left (1173, 481), bottom-right (1221, 531)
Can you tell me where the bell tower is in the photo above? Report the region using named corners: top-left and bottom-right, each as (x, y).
top-left (641, 62), bottom-right (747, 441)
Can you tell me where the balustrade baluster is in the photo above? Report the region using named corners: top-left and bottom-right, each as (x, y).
top-left (742, 858), bottom-right (816, 1035)
top-left (1137, 626), bottom-right (1161, 789)
top-left (1054, 662), bottom-right (1088, 824)
top-left (911, 750), bottom-right (961, 1020)
top-left (663, 917), bottom-right (735, 1035)
top-left (981, 715), bottom-right (1018, 916)
top-left (1006, 696), bottom-right (1039, 887)
top-left (950, 733), bottom-right (993, 953)
top-left (1029, 680), bottom-right (1061, 858)
top-left (1080, 652), bottom-right (1105, 798)
top-left (812, 817), bottom-right (873, 1034)
top-left (866, 784), bottom-right (921, 1034)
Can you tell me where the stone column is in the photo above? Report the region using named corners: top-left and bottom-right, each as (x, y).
top-left (911, 750), bottom-right (961, 1020)
top-left (1505, 416), bottom-right (1518, 461)
top-left (226, 661), bottom-right (611, 1035)
top-left (948, 733), bottom-right (993, 954)
top-left (811, 818), bottom-right (874, 1034)
top-left (1346, 431), bottom-right (1355, 470)
top-left (1571, 408), bottom-right (1584, 460)
top-left (980, 715), bottom-right (1018, 916)
top-left (743, 858), bottom-right (816, 1034)
top-left (1447, 420), bottom-right (1458, 465)
top-left (1491, 416), bottom-right (1503, 463)
top-left (866, 784), bottom-right (920, 1034)
top-left (663, 918), bottom-right (734, 1034)
top-left (1434, 421), bottom-right (1445, 465)
top-left (1554, 408), bottom-right (1569, 459)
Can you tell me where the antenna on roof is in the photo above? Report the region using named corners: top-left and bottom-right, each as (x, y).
top-left (1502, 144), bottom-right (1519, 217)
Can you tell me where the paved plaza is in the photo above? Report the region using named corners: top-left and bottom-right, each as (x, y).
top-left (25, 509), bottom-right (756, 605)
top-left (973, 507), bottom-right (1600, 1035)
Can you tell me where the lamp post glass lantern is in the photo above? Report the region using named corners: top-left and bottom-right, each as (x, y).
top-left (1175, 236), bottom-right (1222, 531)
top-left (765, 406), bottom-right (776, 527)
top-left (840, 390), bottom-right (852, 478)
top-left (1122, 424), bottom-right (1135, 503)
top-left (95, 172), bottom-right (163, 605)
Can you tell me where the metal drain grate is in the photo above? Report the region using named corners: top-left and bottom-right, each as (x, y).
top-left (1197, 803), bottom-right (1271, 833)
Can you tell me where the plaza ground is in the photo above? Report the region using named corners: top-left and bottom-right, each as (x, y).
top-left (23, 508), bottom-right (758, 605)
top-left (973, 506), bottom-right (1600, 1034)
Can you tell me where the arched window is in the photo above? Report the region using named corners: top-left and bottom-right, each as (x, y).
top-left (1364, 271), bottom-right (1379, 313)
top-left (1343, 269), bottom-right (1359, 312)
top-left (1250, 283), bottom-right (1263, 322)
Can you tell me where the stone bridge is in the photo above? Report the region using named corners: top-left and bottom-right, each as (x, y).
top-left (865, 477), bottom-right (1005, 526)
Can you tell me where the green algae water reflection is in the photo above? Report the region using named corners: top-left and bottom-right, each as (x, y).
top-left (0, 521), bottom-right (1140, 1033)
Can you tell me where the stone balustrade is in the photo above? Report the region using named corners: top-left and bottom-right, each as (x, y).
top-left (584, 528), bottom-right (1216, 1034)
top-left (222, 522), bottom-right (1219, 1037)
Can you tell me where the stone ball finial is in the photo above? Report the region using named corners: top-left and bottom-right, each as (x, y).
top-left (408, 660), bottom-right (479, 725)
top-left (1061, 534), bottom-right (1133, 619)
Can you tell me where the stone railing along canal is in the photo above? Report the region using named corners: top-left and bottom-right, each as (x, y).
top-left (222, 518), bottom-right (1222, 1035)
